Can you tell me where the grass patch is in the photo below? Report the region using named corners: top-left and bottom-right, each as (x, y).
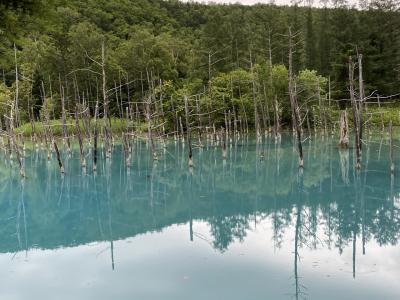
top-left (15, 118), bottom-right (148, 137)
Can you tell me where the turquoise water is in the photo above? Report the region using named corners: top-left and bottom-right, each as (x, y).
top-left (1, 134), bottom-right (400, 299)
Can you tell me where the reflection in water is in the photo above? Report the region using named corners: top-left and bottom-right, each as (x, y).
top-left (294, 170), bottom-right (304, 300)
top-left (0, 134), bottom-right (400, 299)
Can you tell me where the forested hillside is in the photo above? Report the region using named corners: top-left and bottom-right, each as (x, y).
top-left (0, 0), bottom-right (399, 127)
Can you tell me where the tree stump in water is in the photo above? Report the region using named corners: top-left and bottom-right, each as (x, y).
top-left (339, 110), bottom-right (349, 148)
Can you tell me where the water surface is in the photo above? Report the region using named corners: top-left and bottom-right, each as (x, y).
top-left (1, 134), bottom-right (399, 299)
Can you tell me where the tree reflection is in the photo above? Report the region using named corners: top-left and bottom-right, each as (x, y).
top-left (0, 135), bottom-right (399, 262)
top-left (209, 215), bottom-right (250, 252)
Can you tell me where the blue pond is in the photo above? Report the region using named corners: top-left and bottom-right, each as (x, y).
top-left (0, 134), bottom-right (399, 299)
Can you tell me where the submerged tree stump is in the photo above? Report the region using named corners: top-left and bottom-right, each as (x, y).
top-left (53, 139), bottom-right (64, 173)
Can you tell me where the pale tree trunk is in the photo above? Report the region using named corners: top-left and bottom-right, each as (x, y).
top-left (249, 50), bottom-right (259, 140)
top-left (349, 57), bottom-right (361, 169)
top-left (13, 44), bottom-right (20, 129)
top-left (339, 110), bottom-right (349, 148)
top-left (75, 109), bottom-right (86, 168)
top-left (358, 54), bottom-right (364, 151)
top-left (101, 42), bottom-right (111, 158)
top-left (93, 95), bottom-right (99, 172)
top-left (146, 96), bottom-right (157, 161)
top-left (288, 27), bottom-right (303, 168)
top-left (377, 95), bottom-right (384, 133)
top-left (184, 96), bottom-right (193, 167)
top-left (59, 77), bottom-right (70, 153)
top-left (274, 96), bottom-right (280, 141)
top-left (389, 120), bottom-right (394, 174)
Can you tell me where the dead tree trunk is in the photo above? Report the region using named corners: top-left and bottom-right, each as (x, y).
top-left (195, 95), bottom-right (203, 145)
top-left (267, 28), bottom-right (275, 135)
top-left (59, 81), bottom-right (70, 153)
top-left (93, 97), bottom-right (99, 172)
top-left (389, 120), bottom-right (394, 174)
top-left (233, 109), bottom-right (238, 138)
top-left (179, 116), bottom-right (184, 141)
top-left (184, 96), bottom-right (193, 167)
top-left (158, 79), bottom-right (166, 138)
top-left (262, 82), bottom-right (271, 133)
top-left (222, 127), bottom-right (227, 160)
top-left (13, 44), bottom-right (20, 129)
top-left (274, 96), bottom-right (281, 140)
top-left (328, 76), bottom-right (332, 132)
top-left (82, 94), bottom-right (91, 140)
top-left (75, 110), bottom-right (86, 167)
top-left (145, 96), bottom-right (157, 160)
top-left (288, 27), bottom-right (303, 168)
top-left (53, 139), bottom-right (64, 173)
top-left (93, 124), bottom-right (98, 172)
top-left (6, 117), bottom-right (25, 177)
top-left (40, 81), bottom-right (53, 161)
top-left (377, 95), bottom-right (384, 133)
top-left (222, 114), bottom-right (227, 160)
top-left (306, 108), bottom-right (311, 137)
top-left (228, 110), bottom-right (232, 140)
top-left (358, 54), bottom-right (364, 151)
top-left (317, 79), bottom-right (327, 134)
top-left (122, 132), bottom-right (131, 168)
top-left (250, 50), bottom-right (260, 140)
top-left (101, 42), bottom-right (111, 158)
top-left (349, 57), bottom-right (361, 169)
top-left (339, 110), bottom-right (349, 148)
top-left (170, 96), bottom-right (178, 138)
top-left (9, 45), bottom-right (21, 168)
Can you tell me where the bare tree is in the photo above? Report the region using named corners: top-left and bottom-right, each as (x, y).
top-left (349, 57), bottom-right (361, 169)
top-left (288, 27), bottom-right (304, 168)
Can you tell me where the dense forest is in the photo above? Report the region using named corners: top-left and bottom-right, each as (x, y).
top-left (0, 0), bottom-right (399, 130)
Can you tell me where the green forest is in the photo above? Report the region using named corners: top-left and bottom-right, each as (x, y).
top-left (0, 0), bottom-right (399, 132)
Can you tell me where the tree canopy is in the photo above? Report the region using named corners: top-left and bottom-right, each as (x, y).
top-left (0, 0), bottom-right (399, 126)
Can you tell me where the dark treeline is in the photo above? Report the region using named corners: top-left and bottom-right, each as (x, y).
top-left (0, 0), bottom-right (399, 131)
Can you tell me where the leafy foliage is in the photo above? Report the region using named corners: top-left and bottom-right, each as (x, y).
top-left (0, 0), bottom-right (399, 128)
